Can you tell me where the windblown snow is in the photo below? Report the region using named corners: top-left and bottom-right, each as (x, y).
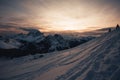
top-left (0, 29), bottom-right (120, 80)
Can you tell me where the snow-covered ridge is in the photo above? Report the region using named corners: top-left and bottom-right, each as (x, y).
top-left (0, 28), bottom-right (120, 80)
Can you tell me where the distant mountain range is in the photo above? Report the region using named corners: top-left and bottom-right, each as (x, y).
top-left (0, 29), bottom-right (95, 58)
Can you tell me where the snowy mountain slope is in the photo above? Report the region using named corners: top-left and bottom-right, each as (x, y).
top-left (45, 34), bottom-right (69, 52)
top-left (0, 29), bottom-right (120, 80)
top-left (0, 39), bottom-right (21, 49)
top-left (0, 40), bottom-right (17, 49)
top-left (15, 30), bottom-right (45, 43)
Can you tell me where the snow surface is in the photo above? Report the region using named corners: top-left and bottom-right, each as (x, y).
top-left (0, 29), bottom-right (120, 80)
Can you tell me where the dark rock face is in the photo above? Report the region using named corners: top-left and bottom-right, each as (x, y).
top-left (44, 34), bottom-right (69, 52)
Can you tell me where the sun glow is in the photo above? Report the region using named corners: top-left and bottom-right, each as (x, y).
top-left (38, 12), bottom-right (90, 32)
top-left (51, 19), bottom-right (79, 30)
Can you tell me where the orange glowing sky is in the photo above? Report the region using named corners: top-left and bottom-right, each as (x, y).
top-left (0, 0), bottom-right (120, 32)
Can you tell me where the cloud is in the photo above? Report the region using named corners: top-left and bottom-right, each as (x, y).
top-left (0, 24), bottom-right (44, 36)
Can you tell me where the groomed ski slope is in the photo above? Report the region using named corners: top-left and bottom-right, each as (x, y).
top-left (0, 29), bottom-right (120, 80)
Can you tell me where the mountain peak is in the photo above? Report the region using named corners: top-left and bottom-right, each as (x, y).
top-left (27, 29), bottom-right (43, 37)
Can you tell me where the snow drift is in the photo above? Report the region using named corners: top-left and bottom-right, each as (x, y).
top-left (0, 28), bottom-right (120, 80)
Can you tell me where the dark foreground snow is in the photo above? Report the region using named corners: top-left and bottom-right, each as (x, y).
top-left (0, 29), bottom-right (120, 80)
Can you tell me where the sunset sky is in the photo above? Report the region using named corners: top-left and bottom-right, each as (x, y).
top-left (0, 0), bottom-right (120, 32)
